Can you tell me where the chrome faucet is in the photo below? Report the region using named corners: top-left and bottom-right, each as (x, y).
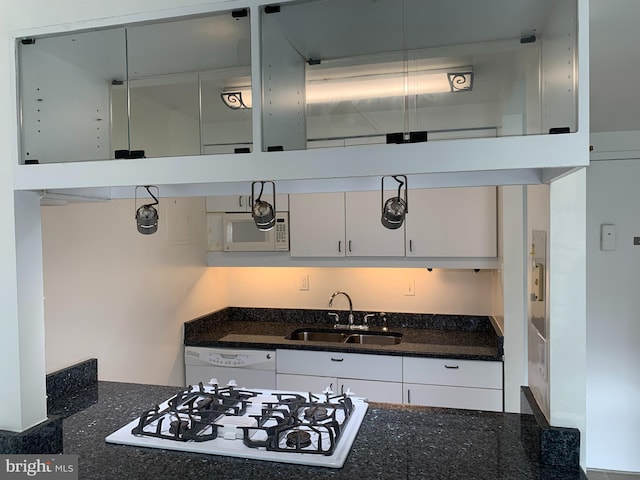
top-left (328, 291), bottom-right (355, 326)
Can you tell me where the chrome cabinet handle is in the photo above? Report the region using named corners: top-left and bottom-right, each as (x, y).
top-left (445, 365), bottom-right (459, 369)
top-left (338, 240), bottom-right (342, 253)
top-left (409, 239), bottom-right (413, 252)
top-left (348, 240), bottom-right (352, 252)
top-left (239, 195), bottom-right (244, 207)
top-left (331, 357), bottom-right (344, 362)
top-left (407, 389), bottom-right (411, 404)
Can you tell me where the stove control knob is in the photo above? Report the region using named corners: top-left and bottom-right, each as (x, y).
top-left (208, 378), bottom-right (219, 386)
top-left (344, 387), bottom-right (355, 397)
top-left (227, 379), bottom-right (238, 387)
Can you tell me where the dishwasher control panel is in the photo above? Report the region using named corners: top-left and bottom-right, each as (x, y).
top-left (185, 347), bottom-right (276, 370)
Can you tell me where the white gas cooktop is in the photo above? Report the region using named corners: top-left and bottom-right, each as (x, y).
top-left (105, 385), bottom-right (368, 469)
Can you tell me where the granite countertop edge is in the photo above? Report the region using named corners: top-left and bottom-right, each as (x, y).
top-left (183, 308), bottom-right (504, 362)
top-left (186, 335), bottom-right (503, 361)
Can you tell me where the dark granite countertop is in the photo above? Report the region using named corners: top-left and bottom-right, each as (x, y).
top-left (62, 381), bottom-right (586, 480)
top-left (184, 308), bottom-right (503, 361)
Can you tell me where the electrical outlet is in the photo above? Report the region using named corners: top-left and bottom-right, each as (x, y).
top-left (404, 279), bottom-right (415, 296)
top-left (299, 274), bottom-right (310, 291)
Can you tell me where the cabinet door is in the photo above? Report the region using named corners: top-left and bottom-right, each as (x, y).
top-left (405, 187), bottom-right (497, 257)
top-left (277, 373), bottom-right (337, 394)
top-left (404, 383), bottom-right (502, 412)
top-left (289, 192), bottom-right (346, 257)
top-left (345, 191), bottom-right (405, 257)
top-left (402, 357), bottom-right (503, 411)
top-left (339, 378), bottom-right (403, 404)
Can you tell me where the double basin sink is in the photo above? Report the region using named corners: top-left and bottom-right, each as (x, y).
top-left (286, 328), bottom-right (402, 346)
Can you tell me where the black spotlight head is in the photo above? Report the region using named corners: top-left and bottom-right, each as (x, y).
top-left (381, 197), bottom-right (407, 229)
top-left (136, 205), bottom-right (158, 234)
top-left (252, 200), bottom-right (275, 231)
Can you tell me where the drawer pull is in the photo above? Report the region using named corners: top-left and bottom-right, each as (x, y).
top-left (331, 357), bottom-right (344, 362)
top-left (444, 365), bottom-right (459, 369)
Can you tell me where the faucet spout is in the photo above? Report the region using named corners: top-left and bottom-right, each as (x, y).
top-left (328, 291), bottom-right (354, 325)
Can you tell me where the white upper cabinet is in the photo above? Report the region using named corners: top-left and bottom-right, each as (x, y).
top-left (345, 191), bottom-right (405, 257)
top-left (290, 187), bottom-right (495, 259)
top-left (405, 187), bottom-right (497, 258)
top-left (290, 191), bottom-right (405, 257)
top-left (289, 192), bottom-right (345, 257)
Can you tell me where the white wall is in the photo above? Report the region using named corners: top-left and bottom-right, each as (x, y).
top-left (41, 197), bottom-right (225, 386)
top-left (586, 159), bottom-right (640, 472)
top-left (225, 267), bottom-right (494, 315)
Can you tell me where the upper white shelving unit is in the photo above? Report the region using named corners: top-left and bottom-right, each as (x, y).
top-left (11, 0), bottom-right (589, 196)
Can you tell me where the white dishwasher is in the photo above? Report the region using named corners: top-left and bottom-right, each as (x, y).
top-left (184, 346), bottom-right (277, 389)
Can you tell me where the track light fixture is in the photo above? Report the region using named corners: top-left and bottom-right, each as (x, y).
top-left (381, 175), bottom-right (408, 230)
top-left (135, 185), bottom-right (159, 235)
top-left (251, 181), bottom-right (276, 231)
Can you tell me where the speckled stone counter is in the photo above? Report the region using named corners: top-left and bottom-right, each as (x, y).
top-left (184, 307), bottom-right (503, 361)
top-left (62, 381), bottom-right (586, 480)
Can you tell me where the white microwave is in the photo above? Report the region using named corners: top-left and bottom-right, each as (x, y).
top-left (222, 212), bottom-right (289, 252)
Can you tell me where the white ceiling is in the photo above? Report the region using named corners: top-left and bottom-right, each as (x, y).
top-left (589, 0), bottom-right (640, 132)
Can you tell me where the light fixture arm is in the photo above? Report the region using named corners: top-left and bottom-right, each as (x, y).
top-left (138, 185), bottom-right (159, 209)
top-left (381, 175), bottom-right (408, 214)
top-left (251, 181), bottom-right (276, 231)
top-left (251, 181), bottom-right (276, 213)
top-left (135, 185), bottom-right (160, 235)
top-left (380, 175), bottom-right (408, 230)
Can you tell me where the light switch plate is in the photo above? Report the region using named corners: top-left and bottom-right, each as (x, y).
top-left (600, 224), bottom-right (616, 251)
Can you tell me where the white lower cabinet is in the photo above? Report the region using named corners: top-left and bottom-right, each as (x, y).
top-left (276, 350), bottom-right (403, 403)
top-left (275, 349), bottom-right (503, 410)
top-left (402, 357), bottom-right (503, 412)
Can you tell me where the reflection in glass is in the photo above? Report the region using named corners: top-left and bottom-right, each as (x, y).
top-left (125, 12), bottom-right (252, 158)
top-left (260, 0), bottom-right (577, 151)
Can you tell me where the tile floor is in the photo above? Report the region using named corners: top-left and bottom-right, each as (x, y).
top-left (588, 470), bottom-right (640, 480)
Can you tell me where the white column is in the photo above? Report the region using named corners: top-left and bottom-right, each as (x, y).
top-left (549, 169), bottom-right (587, 468)
top-left (0, 191), bottom-right (47, 432)
top-left (500, 186), bottom-right (528, 413)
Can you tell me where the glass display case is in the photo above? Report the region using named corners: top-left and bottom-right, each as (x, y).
top-left (18, 9), bottom-right (252, 164)
top-left (260, 0), bottom-right (577, 152)
top-left (17, 0), bottom-right (577, 163)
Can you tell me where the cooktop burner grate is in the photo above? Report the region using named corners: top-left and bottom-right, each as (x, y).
top-left (131, 383), bottom-right (259, 442)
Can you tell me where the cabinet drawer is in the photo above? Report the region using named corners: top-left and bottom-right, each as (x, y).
top-left (404, 383), bottom-right (503, 412)
top-left (403, 357), bottom-right (502, 389)
top-left (277, 349), bottom-right (402, 382)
